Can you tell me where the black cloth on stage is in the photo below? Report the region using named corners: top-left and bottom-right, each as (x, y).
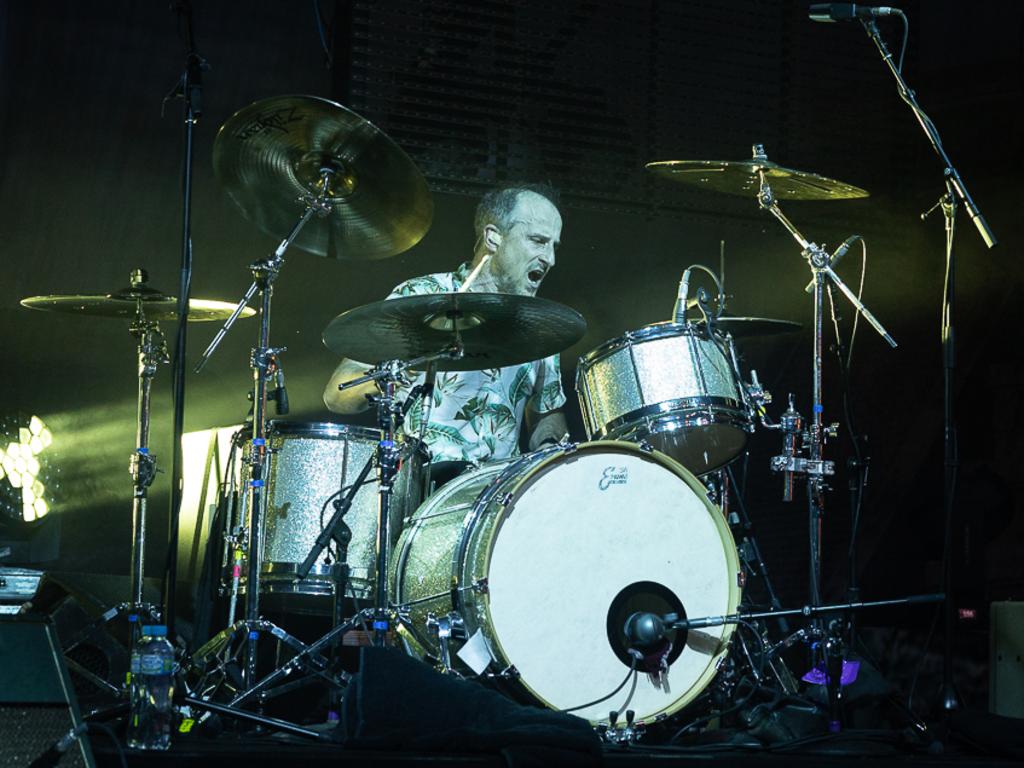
top-left (334, 646), bottom-right (602, 768)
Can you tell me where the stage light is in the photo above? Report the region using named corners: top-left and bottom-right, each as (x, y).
top-left (0, 415), bottom-right (58, 524)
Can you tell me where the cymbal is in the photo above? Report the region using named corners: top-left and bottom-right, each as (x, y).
top-left (20, 287), bottom-right (257, 322)
top-left (323, 293), bottom-right (587, 371)
top-left (214, 95), bottom-right (433, 260)
top-left (646, 159), bottom-right (868, 201)
top-left (699, 317), bottom-right (803, 337)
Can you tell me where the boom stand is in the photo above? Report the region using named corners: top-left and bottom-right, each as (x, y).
top-left (859, 16), bottom-right (997, 716)
top-left (752, 145), bottom-right (896, 610)
top-left (665, 592), bottom-right (945, 732)
top-left (195, 170), bottom-right (337, 688)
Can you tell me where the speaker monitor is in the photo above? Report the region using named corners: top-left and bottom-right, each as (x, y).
top-left (0, 615), bottom-right (96, 767)
top-left (991, 601), bottom-right (1024, 719)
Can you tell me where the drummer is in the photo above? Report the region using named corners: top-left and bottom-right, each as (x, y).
top-left (323, 183), bottom-right (569, 481)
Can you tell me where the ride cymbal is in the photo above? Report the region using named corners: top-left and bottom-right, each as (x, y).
top-left (323, 293), bottom-right (587, 371)
top-left (214, 94), bottom-right (433, 260)
top-left (646, 159), bottom-right (868, 201)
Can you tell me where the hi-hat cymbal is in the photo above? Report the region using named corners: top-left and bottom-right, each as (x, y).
top-left (214, 94), bottom-right (433, 260)
top-left (20, 284), bottom-right (256, 322)
top-left (323, 293), bottom-right (587, 371)
top-left (698, 317), bottom-right (803, 337)
top-left (646, 159), bottom-right (868, 201)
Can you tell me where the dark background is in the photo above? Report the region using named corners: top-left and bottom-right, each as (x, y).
top-left (2, 0), bottom-right (1021, 712)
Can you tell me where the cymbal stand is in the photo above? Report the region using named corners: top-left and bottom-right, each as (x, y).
top-left (200, 350), bottom-right (457, 711)
top-left (750, 145), bottom-right (896, 611)
top-left (194, 169), bottom-right (338, 689)
top-left (336, 348), bottom-right (459, 646)
top-left (60, 270), bottom-right (170, 691)
top-left (126, 276), bottom-right (169, 644)
top-left (68, 269), bottom-right (170, 667)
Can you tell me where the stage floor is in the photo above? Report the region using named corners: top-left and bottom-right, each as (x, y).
top-left (89, 732), bottom-right (1021, 768)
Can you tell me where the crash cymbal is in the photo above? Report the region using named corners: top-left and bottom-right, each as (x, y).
top-left (323, 293), bottom-right (587, 371)
top-left (646, 159), bottom-right (868, 201)
top-left (214, 94), bottom-right (433, 260)
top-left (698, 317), bottom-right (803, 337)
top-left (20, 276), bottom-right (257, 322)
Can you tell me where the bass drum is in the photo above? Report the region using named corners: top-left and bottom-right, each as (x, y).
top-left (392, 440), bottom-right (741, 725)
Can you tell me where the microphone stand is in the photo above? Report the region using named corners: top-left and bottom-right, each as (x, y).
top-left (164, 0), bottom-right (207, 643)
top-left (859, 15), bottom-right (997, 716)
top-left (663, 593), bottom-right (945, 733)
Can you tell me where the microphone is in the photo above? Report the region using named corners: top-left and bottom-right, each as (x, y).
top-left (805, 235), bottom-right (860, 293)
top-left (273, 369), bottom-right (289, 415)
top-left (624, 612), bottom-right (667, 649)
top-left (29, 723), bottom-right (88, 768)
top-left (809, 4), bottom-right (897, 22)
top-left (626, 611), bottom-right (740, 643)
top-left (672, 268), bottom-right (692, 324)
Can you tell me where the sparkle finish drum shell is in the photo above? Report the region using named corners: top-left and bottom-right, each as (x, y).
top-left (576, 321), bottom-right (752, 474)
top-left (254, 421), bottom-right (427, 600)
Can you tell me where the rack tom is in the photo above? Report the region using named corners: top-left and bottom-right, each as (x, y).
top-left (576, 321), bottom-right (752, 474)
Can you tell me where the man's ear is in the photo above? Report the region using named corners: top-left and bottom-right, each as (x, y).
top-left (484, 224), bottom-right (502, 252)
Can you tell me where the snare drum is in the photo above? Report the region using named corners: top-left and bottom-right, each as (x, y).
top-left (392, 440), bottom-right (741, 725)
top-left (256, 422), bottom-right (427, 599)
top-left (576, 322), bottom-right (752, 474)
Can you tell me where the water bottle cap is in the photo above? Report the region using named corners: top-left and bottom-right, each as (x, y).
top-left (141, 625), bottom-right (167, 637)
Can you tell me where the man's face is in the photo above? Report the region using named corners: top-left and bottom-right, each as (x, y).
top-left (487, 192), bottom-right (562, 296)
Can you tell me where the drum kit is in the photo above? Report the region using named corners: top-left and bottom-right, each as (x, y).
top-left (20, 95), bottom-right (939, 740)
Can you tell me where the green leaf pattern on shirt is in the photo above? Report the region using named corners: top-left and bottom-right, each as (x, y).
top-left (387, 263), bottom-right (566, 463)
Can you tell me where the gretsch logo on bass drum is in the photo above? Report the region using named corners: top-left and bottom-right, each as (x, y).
top-left (599, 466), bottom-right (628, 491)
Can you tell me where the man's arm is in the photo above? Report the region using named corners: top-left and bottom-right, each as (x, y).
top-left (526, 407), bottom-right (569, 451)
top-left (323, 358), bottom-right (376, 414)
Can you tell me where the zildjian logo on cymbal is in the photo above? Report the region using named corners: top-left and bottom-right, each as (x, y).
top-left (235, 107), bottom-right (303, 140)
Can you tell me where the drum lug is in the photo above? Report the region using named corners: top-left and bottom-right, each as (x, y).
top-left (638, 440), bottom-right (654, 454)
top-left (498, 493), bottom-right (514, 507)
top-left (737, 570), bottom-right (746, 588)
top-left (472, 577), bottom-right (489, 594)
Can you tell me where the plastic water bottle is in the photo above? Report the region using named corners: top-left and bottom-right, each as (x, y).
top-left (128, 625), bottom-right (175, 750)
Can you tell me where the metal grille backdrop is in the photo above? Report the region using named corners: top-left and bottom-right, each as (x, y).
top-left (340, 0), bottom-right (915, 221)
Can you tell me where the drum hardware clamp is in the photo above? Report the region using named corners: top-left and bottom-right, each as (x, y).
top-left (425, 612), bottom-right (467, 674)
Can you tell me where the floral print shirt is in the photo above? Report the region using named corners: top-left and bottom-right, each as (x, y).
top-left (389, 263), bottom-right (565, 464)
